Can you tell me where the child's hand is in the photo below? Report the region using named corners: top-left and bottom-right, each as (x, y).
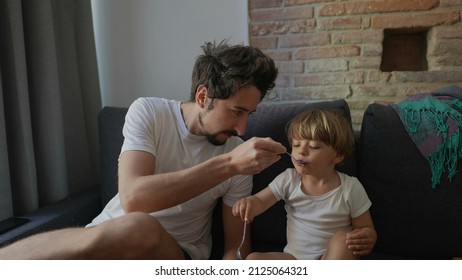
top-left (345, 228), bottom-right (377, 256)
top-left (232, 197), bottom-right (256, 222)
top-left (232, 188), bottom-right (276, 223)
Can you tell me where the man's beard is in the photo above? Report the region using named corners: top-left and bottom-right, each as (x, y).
top-left (199, 110), bottom-right (238, 146)
top-left (205, 130), bottom-right (238, 146)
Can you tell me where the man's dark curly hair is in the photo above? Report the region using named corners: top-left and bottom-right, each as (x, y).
top-left (190, 40), bottom-right (278, 102)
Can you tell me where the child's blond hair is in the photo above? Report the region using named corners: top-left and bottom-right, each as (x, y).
top-left (286, 109), bottom-right (355, 159)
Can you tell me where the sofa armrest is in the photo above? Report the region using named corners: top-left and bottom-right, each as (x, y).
top-left (358, 103), bottom-right (462, 259)
top-left (0, 187), bottom-right (101, 246)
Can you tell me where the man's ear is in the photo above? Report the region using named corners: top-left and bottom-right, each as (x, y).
top-left (195, 85), bottom-right (208, 108)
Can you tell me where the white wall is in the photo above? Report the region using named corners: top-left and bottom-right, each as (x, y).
top-left (91, 0), bottom-right (249, 107)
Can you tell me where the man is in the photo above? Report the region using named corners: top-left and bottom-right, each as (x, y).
top-left (0, 41), bottom-right (286, 259)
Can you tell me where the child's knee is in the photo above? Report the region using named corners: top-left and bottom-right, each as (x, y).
top-left (245, 252), bottom-right (260, 260)
top-left (323, 231), bottom-right (357, 260)
top-left (329, 231), bottom-right (348, 246)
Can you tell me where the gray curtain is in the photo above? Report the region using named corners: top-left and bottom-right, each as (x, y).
top-left (0, 0), bottom-right (101, 220)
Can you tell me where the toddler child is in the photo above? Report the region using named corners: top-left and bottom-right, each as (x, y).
top-left (233, 109), bottom-right (377, 259)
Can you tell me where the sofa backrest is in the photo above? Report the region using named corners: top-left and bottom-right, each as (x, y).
top-left (358, 103), bottom-right (462, 259)
top-left (98, 106), bottom-right (128, 206)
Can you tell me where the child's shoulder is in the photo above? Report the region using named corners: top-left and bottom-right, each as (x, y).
top-left (337, 171), bottom-right (362, 187)
top-left (271, 168), bottom-right (301, 188)
top-left (278, 167), bottom-right (300, 178)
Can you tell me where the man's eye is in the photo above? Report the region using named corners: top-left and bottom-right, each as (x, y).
top-left (233, 110), bottom-right (243, 116)
top-left (309, 146), bottom-right (319, 149)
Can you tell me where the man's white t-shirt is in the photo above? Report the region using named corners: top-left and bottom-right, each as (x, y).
top-left (87, 97), bottom-right (252, 259)
top-left (269, 169), bottom-right (371, 260)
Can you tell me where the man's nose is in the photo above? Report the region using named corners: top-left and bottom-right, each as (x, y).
top-left (234, 119), bottom-right (248, 136)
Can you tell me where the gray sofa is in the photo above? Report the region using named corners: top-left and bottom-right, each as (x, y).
top-left (2, 99), bottom-right (462, 259)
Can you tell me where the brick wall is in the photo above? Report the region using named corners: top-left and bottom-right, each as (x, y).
top-left (249, 0), bottom-right (462, 129)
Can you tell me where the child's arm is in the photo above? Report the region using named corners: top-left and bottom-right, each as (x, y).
top-left (346, 210), bottom-right (377, 256)
top-left (232, 187), bottom-right (278, 222)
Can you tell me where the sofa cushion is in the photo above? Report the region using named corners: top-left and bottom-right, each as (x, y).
top-left (358, 103), bottom-right (462, 259)
top-left (240, 99), bottom-right (355, 253)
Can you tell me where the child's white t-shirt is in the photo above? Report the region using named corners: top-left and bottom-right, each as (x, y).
top-left (269, 168), bottom-right (371, 260)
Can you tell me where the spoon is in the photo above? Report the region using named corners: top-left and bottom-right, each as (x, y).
top-left (284, 152), bottom-right (305, 165)
top-left (236, 220), bottom-right (247, 260)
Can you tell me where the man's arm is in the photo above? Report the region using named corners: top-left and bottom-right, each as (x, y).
top-left (118, 137), bottom-right (286, 213)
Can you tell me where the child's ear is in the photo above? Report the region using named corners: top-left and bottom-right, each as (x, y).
top-left (334, 153), bottom-right (345, 164)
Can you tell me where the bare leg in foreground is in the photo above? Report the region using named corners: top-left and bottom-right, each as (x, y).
top-left (0, 212), bottom-right (185, 259)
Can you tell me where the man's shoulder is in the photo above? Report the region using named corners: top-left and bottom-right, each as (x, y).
top-left (128, 97), bottom-right (180, 116)
top-left (133, 97), bottom-right (178, 107)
